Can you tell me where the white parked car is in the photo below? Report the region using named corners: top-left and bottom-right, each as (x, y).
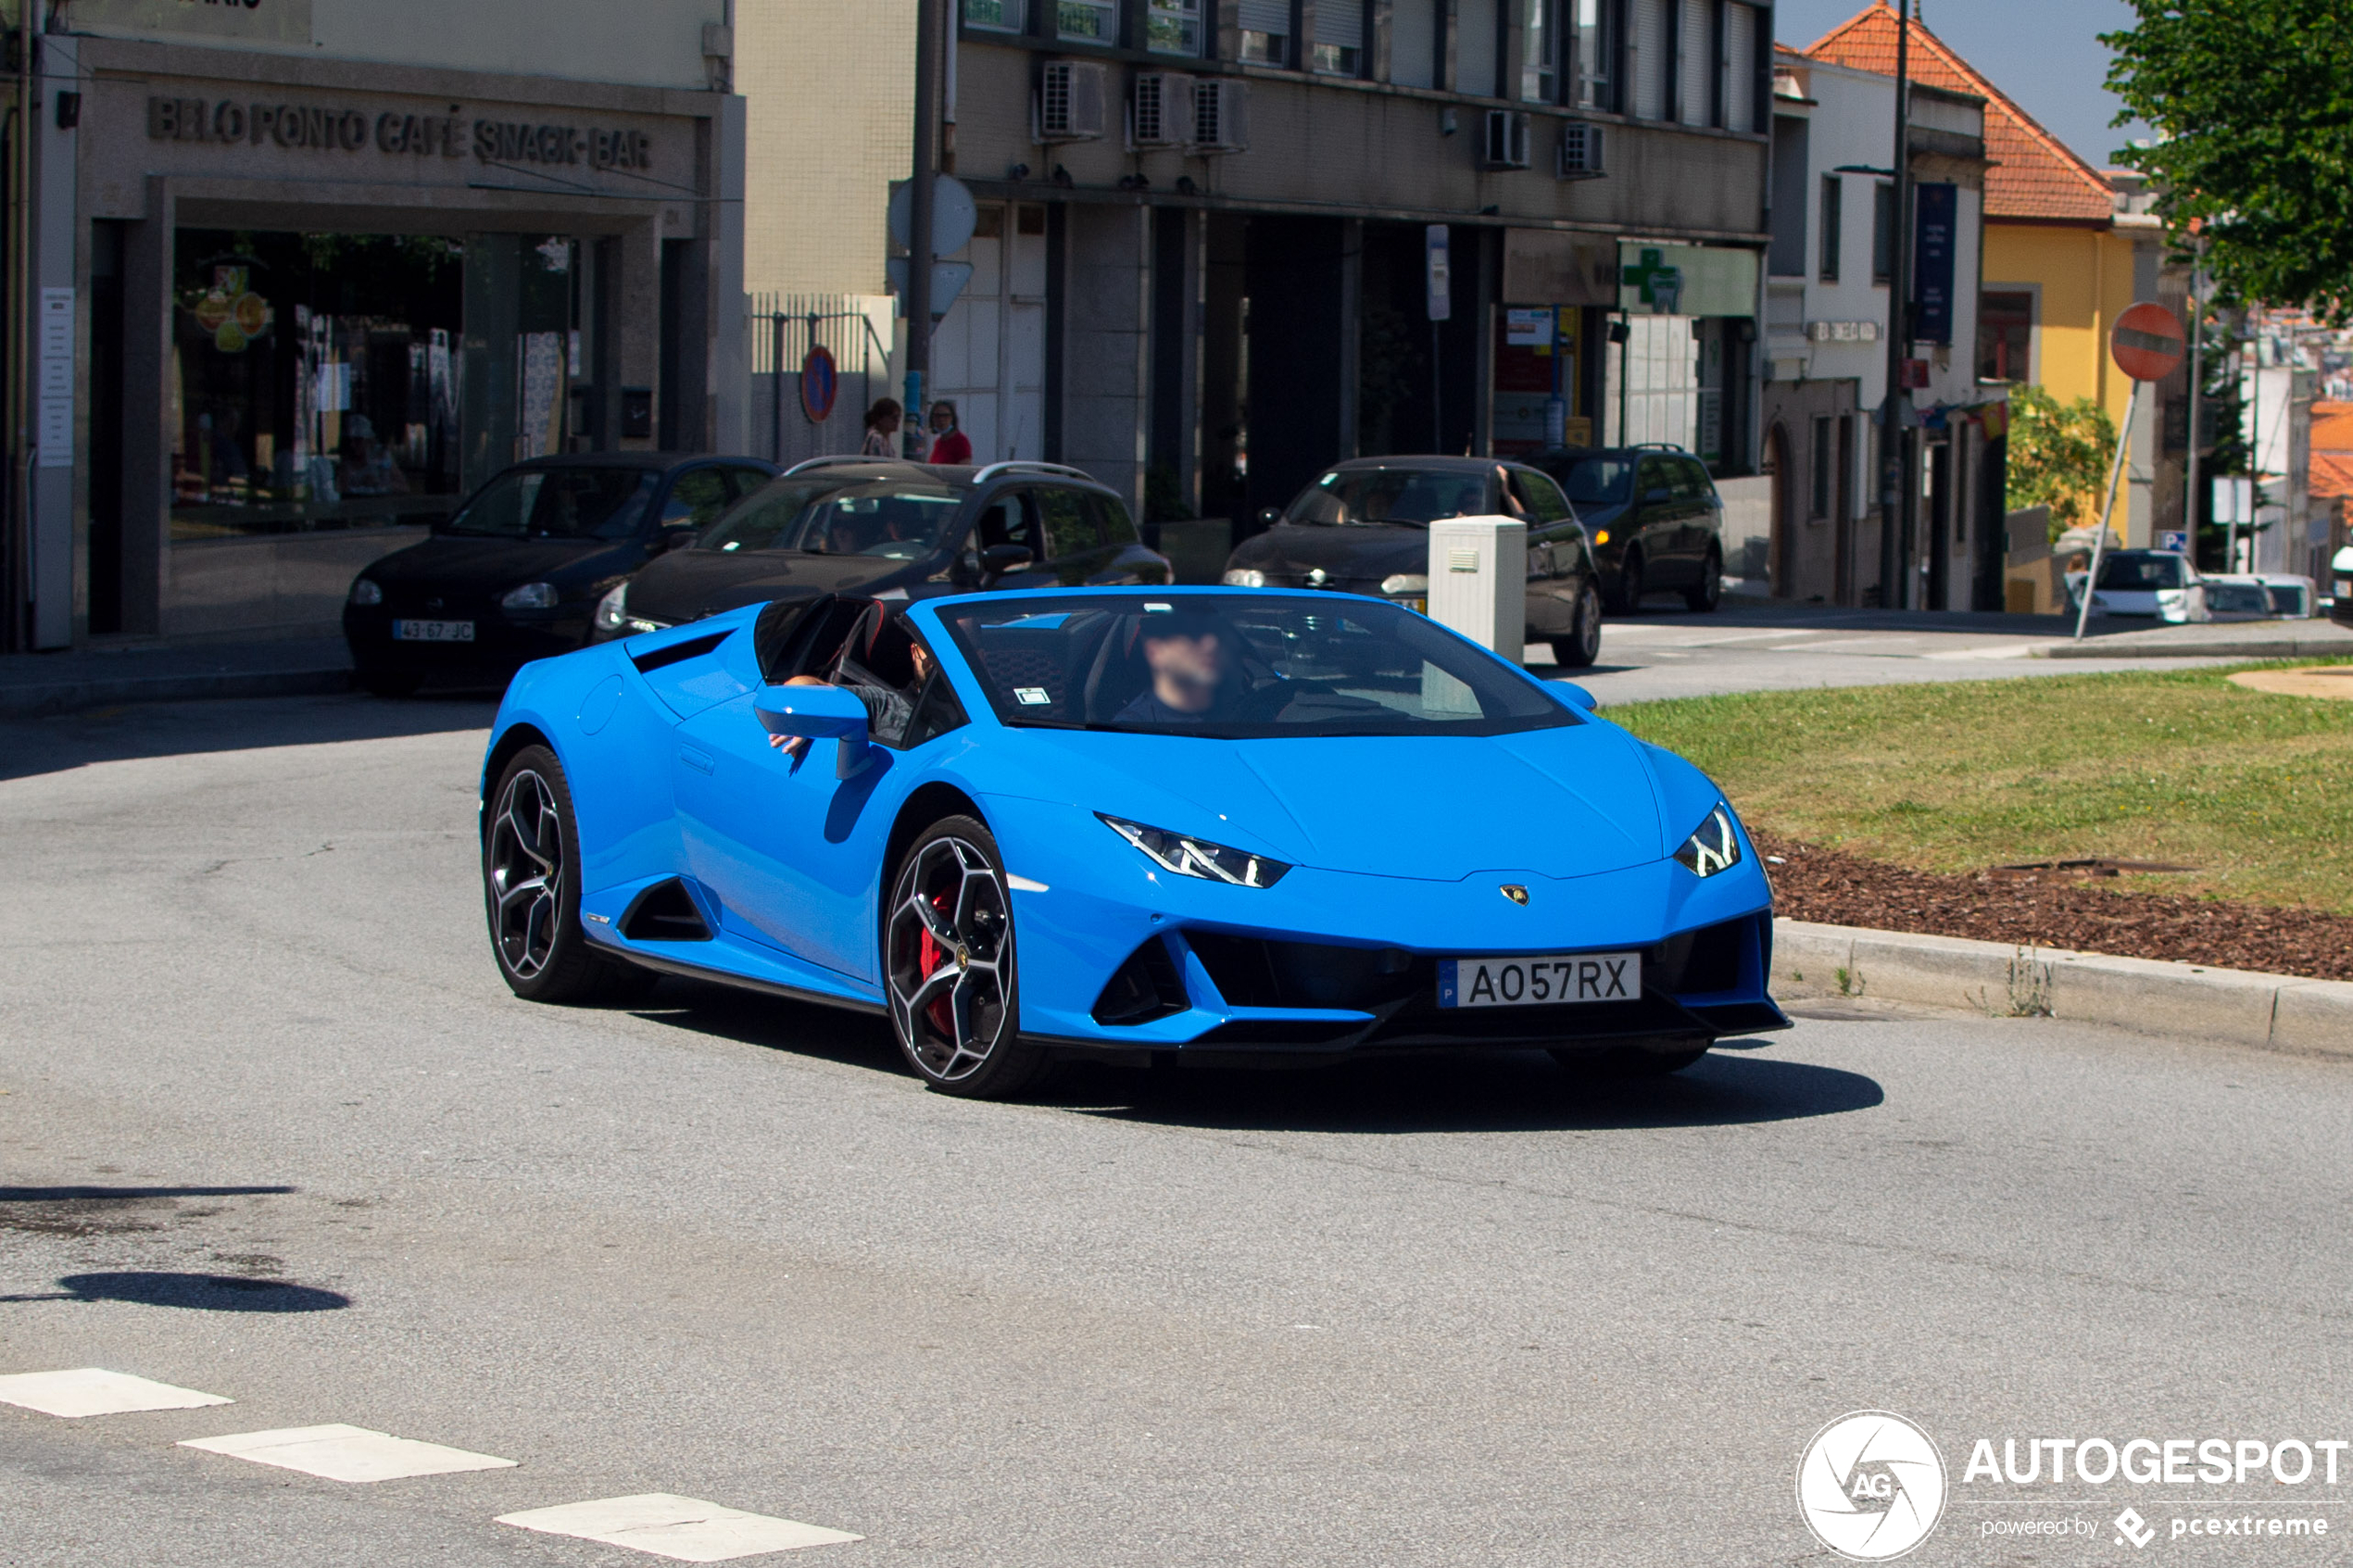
top-left (2205, 572), bottom-right (2318, 621)
top-left (2330, 546), bottom-right (2352, 628)
top-left (2065, 549), bottom-right (2210, 623)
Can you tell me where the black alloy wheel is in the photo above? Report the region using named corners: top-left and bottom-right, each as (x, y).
top-left (1551, 579), bottom-right (1604, 669)
top-left (1612, 549), bottom-right (1646, 614)
top-left (1684, 545), bottom-right (1724, 613)
top-left (884, 815), bottom-right (1049, 1098)
top-left (483, 746), bottom-right (656, 1005)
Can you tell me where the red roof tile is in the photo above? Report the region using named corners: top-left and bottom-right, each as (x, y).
top-left (2312, 453), bottom-right (2353, 501)
top-left (1804, 2), bottom-right (2116, 224)
top-left (2311, 402), bottom-right (2353, 455)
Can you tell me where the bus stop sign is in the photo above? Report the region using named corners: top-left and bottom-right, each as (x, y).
top-left (2111, 301), bottom-right (2185, 383)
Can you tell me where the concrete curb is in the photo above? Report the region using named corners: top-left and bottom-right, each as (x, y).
top-left (0, 667), bottom-right (352, 719)
top-left (2035, 633), bottom-right (2353, 660)
top-left (1773, 920), bottom-right (2353, 1060)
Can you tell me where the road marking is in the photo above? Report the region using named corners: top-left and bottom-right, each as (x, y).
top-left (497, 1494), bottom-right (862, 1562)
top-left (0, 1368), bottom-right (233, 1418)
top-left (179, 1424), bottom-right (517, 1483)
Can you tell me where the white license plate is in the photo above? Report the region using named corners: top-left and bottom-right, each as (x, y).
top-left (393, 619), bottom-right (474, 643)
top-left (1439, 951), bottom-right (1641, 1008)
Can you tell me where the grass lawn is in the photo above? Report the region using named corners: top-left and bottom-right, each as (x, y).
top-left (1607, 662), bottom-right (2353, 916)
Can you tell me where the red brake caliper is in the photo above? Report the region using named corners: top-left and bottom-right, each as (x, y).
top-left (918, 890), bottom-right (956, 1037)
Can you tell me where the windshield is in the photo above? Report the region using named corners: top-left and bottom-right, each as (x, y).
top-left (2206, 582), bottom-right (2271, 614)
top-left (443, 468), bottom-right (657, 541)
top-left (1557, 455), bottom-right (1636, 507)
top-left (698, 479), bottom-right (963, 558)
top-left (937, 594), bottom-right (1579, 740)
top-left (2096, 553), bottom-right (2189, 590)
top-left (1284, 468), bottom-right (1489, 527)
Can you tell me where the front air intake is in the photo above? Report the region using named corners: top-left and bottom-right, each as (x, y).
top-left (1090, 936), bottom-right (1189, 1026)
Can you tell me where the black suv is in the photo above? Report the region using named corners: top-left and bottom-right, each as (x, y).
top-left (1219, 455), bottom-right (1604, 666)
top-left (343, 452), bottom-right (777, 696)
top-left (1532, 445), bottom-right (1726, 612)
top-left (597, 458), bottom-right (1172, 638)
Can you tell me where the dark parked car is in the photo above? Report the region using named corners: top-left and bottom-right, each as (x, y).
top-left (1532, 445), bottom-right (1726, 613)
top-left (344, 453), bottom-right (777, 696)
top-left (1218, 455), bottom-right (1604, 667)
top-left (595, 458), bottom-right (1171, 637)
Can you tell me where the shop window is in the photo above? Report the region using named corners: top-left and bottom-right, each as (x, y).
top-left (1148, 0), bottom-right (1201, 55)
top-left (1978, 290), bottom-right (2033, 382)
top-left (1056, 0), bottom-right (1116, 44)
top-left (171, 231), bottom-right (466, 542)
top-left (963, 0), bottom-right (1026, 30)
top-left (464, 233), bottom-right (585, 495)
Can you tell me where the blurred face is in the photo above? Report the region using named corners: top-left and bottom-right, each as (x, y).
top-left (931, 404), bottom-right (955, 433)
top-left (1140, 631), bottom-right (1227, 712)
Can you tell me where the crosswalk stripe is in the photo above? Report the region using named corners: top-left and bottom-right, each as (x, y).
top-left (179, 1424), bottom-right (518, 1483)
top-left (497, 1494), bottom-right (862, 1562)
top-left (0, 1368), bottom-right (233, 1418)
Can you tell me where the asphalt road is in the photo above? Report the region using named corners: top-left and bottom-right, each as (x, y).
top-left (3, 695), bottom-right (2348, 1568)
top-left (1531, 602), bottom-right (2244, 704)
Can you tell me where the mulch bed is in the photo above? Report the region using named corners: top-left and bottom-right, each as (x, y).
top-left (1756, 834), bottom-right (2353, 984)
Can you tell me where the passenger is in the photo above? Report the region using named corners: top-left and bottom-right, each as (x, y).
top-left (770, 641), bottom-right (932, 759)
top-left (1115, 616), bottom-right (1234, 724)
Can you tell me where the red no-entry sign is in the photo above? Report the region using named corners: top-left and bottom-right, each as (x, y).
top-left (2111, 301), bottom-right (2185, 383)
top-left (800, 344), bottom-right (838, 423)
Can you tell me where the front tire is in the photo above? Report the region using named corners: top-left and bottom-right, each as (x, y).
top-left (1550, 579), bottom-right (1604, 668)
top-left (484, 746), bottom-right (652, 1005)
top-left (884, 816), bottom-right (1049, 1098)
top-left (1610, 549), bottom-right (1646, 614)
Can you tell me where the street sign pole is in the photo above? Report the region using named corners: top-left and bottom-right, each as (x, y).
top-left (1877, 2), bottom-right (1913, 609)
top-left (903, 0), bottom-right (940, 458)
top-left (2075, 301), bottom-right (2187, 641)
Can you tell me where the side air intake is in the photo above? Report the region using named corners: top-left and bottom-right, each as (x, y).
top-left (619, 879), bottom-right (713, 942)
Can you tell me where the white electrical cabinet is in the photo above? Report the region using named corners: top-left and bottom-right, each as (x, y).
top-left (1427, 516), bottom-right (1526, 664)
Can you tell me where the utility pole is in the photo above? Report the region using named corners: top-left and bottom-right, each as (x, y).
top-left (903, 0), bottom-right (941, 458)
top-left (6, 0), bottom-right (33, 650)
top-left (1876, 0), bottom-right (1913, 609)
top-left (2183, 230), bottom-right (2204, 558)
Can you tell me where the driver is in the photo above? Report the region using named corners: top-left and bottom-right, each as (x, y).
top-left (1115, 614), bottom-right (1236, 724)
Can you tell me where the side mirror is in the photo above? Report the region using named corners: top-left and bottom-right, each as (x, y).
top-left (978, 544), bottom-right (1033, 583)
top-left (754, 685), bottom-right (874, 778)
top-left (661, 528), bottom-right (699, 553)
top-left (1554, 682), bottom-right (1600, 712)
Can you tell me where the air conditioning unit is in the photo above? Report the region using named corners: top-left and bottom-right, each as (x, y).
top-left (1556, 119), bottom-right (1605, 180)
top-left (1130, 71), bottom-right (1189, 149)
top-left (1480, 109), bottom-right (1530, 169)
top-left (1034, 60), bottom-right (1108, 144)
top-left (1189, 78), bottom-right (1249, 154)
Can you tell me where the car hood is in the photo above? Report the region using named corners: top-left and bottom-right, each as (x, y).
top-left (1230, 523), bottom-right (1428, 582)
top-left (981, 719), bottom-right (1667, 880)
top-left (362, 535), bottom-right (631, 590)
top-left (628, 548), bottom-right (925, 623)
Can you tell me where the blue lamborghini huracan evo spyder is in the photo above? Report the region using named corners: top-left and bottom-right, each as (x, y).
top-left (480, 586), bottom-right (1788, 1098)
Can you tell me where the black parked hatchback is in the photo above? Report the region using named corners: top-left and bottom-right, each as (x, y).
top-left (595, 458), bottom-right (1171, 638)
top-left (1530, 445), bottom-right (1725, 612)
top-left (1219, 455), bottom-right (1604, 666)
top-left (343, 453), bottom-right (776, 696)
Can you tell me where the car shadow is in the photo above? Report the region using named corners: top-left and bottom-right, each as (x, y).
top-left (632, 981), bottom-right (1881, 1134)
top-left (0, 693), bottom-right (498, 784)
top-left (0, 1272), bottom-right (351, 1312)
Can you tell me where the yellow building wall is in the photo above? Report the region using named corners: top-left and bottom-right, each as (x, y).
top-left (736, 0), bottom-right (913, 297)
top-left (1983, 221), bottom-right (2141, 434)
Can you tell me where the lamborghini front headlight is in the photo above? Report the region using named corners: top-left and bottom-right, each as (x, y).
top-left (1674, 805), bottom-right (1743, 878)
top-left (1099, 814), bottom-right (1291, 889)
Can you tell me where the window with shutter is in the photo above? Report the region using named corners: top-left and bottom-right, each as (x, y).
top-left (1723, 1), bottom-right (1756, 131)
top-left (1629, 0), bottom-right (1667, 119)
top-left (1239, 0), bottom-right (1290, 64)
top-left (1457, 0), bottom-right (1499, 96)
top-left (1314, 0), bottom-right (1365, 75)
top-left (1390, 0), bottom-right (1438, 86)
top-left (1677, 0), bottom-right (1711, 126)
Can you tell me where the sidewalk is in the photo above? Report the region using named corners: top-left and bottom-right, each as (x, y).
top-left (0, 636), bottom-right (352, 718)
top-left (2034, 618), bottom-right (2353, 660)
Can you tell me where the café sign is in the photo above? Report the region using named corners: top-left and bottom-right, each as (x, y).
top-left (146, 95), bottom-right (657, 171)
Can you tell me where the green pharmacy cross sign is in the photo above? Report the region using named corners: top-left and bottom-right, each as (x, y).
top-left (1621, 247), bottom-right (1685, 315)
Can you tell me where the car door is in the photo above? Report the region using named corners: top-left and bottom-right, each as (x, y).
top-left (1506, 468), bottom-right (1583, 634)
top-left (671, 644), bottom-right (968, 983)
top-left (1631, 456), bottom-right (1678, 580)
top-left (1675, 458), bottom-right (1719, 574)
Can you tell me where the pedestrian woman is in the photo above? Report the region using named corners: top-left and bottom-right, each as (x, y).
top-left (861, 398), bottom-right (901, 458)
top-left (925, 400), bottom-right (973, 465)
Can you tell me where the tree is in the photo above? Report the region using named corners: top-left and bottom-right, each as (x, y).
top-left (2006, 385), bottom-right (2116, 535)
top-left (2103, 0), bottom-right (2353, 321)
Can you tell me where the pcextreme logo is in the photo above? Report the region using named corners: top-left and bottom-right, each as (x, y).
top-left (1797, 1411), bottom-right (1950, 1561)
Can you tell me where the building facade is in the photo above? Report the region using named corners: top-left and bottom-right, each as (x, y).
top-left (829, 0), bottom-right (1778, 529)
top-left (6, 0), bottom-right (747, 651)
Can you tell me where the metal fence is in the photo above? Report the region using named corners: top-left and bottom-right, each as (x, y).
top-left (747, 294), bottom-right (892, 467)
